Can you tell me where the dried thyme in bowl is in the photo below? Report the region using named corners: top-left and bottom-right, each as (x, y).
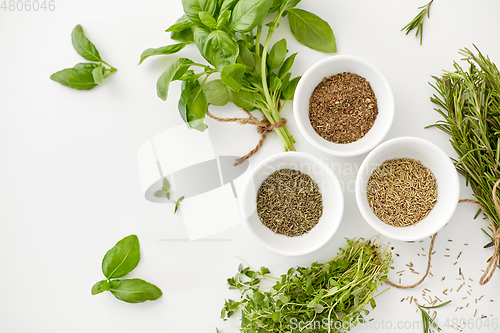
top-left (256, 169), bottom-right (323, 237)
top-left (367, 158), bottom-right (438, 227)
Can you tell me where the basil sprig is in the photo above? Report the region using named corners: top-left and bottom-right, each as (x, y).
top-left (51, 25), bottom-right (117, 90)
top-left (91, 235), bottom-right (162, 303)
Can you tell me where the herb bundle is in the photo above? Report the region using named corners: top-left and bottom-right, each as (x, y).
top-left (140, 0), bottom-right (337, 163)
top-left (428, 46), bottom-right (500, 284)
top-left (51, 25), bottom-right (117, 90)
top-left (222, 238), bottom-right (393, 332)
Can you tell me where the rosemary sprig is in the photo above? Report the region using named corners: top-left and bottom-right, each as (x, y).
top-left (415, 300), bottom-right (451, 333)
top-left (402, 0), bottom-right (434, 45)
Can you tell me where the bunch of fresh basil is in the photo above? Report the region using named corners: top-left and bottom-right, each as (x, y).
top-left (51, 25), bottom-right (117, 90)
top-left (91, 235), bottom-right (162, 303)
top-left (140, 0), bottom-right (336, 154)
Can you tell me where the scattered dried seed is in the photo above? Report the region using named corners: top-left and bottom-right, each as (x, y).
top-left (457, 284), bottom-right (464, 292)
top-left (457, 251), bottom-right (462, 259)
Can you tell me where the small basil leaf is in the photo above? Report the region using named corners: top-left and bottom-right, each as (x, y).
top-left (203, 79), bottom-right (229, 106)
top-left (162, 177), bottom-right (171, 191)
top-left (102, 235), bottom-right (140, 279)
top-left (228, 88), bottom-right (258, 111)
top-left (217, 9), bottom-right (231, 28)
top-left (237, 41), bottom-right (255, 72)
top-left (177, 196), bottom-right (185, 203)
top-left (269, 73), bottom-right (282, 92)
top-left (182, 0), bottom-right (217, 26)
top-left (50, 68), bottom-right (97, 90)
top-left (280, 72), bottom-right (291, 93)
top-left (139, 43), bottom-right (187, 65)
top-left (92, 65), bottom-right (105, 85)
top-left (73, 62), bottom-right (100, 71)
top-left (199, 11), bottom-right (217, 29)
top-left (220, 0), bottom-right (238, 12)
top-left (154, 189), bottom-right (168, 198)
top-left (193, 27), bottom-right (211, 61)
top-left (221, 63), bottom-right (246, 92)
top-left (178, 80), bottom-right (209, 132)
top-left (71, 25), bottom-right (102, 62)
top-left (269, 0), bottom-right (282, 13)
top-left (282, 0), bottom-right (301, 11)
top-left (282, 76), bottom-right (300, 100)
top-left (267, 38), bottom-right (287, 69)
top-left (278, 52), bottom-right (297, 77)
top-left (109, 279), bottom-right (162, 303)
top-left (91, 280), bottom-right (110, 295)
top-left (287, 9), bottom-right (336, 53)
top-left (230, 0), bottom-right (272, 32)
top-left (252, 53), bottom-right (262, 77)
top-left (204, 30), bottom-right (239, 71)
top-left (170, 15), bottom-right (195, 43)
top-left (156, 58), bottom-right (193, 101)
top-left (166, 20), bottom-right (195, 32)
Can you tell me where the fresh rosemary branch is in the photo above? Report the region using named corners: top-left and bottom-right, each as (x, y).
top-left (415, 300), bottom-right (451, 333)
top-left (402, 0), bottom-right (434, 45)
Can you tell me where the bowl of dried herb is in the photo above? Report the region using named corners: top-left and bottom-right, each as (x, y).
top-left (355, 137), bottom-right (460, 241)
top-left (293, 55), bottom-right (394, 156)
top-left (240, 151), bottom-right (344, 256)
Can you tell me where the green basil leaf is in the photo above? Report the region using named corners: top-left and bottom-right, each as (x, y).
top-left (156, 58), bottom-right (193, 101)
top-left (252, 53), bottom-right (262, 77)
top-left (139, 43), bottom-right (188, 65)
top-left (282, 75), bottom-right (300, 100)
top-left (280, 71), bottom-right (291, 93)
top-left (221, 63), bottom-right (246, 92)
top-left (170, 15), bottom-right (195, 43)
top-left (102, 235), bottom-right (140, 279)
top-left (220, 0), bottom-right (238, 12)
top-left (92, 65), bottom-right (105, 85)
top-left (50, 68), bottom-right (97, 90)
top-left (154, 189), bottom-right (167, 198)
top-left (269, 72), bottom-right (281, 92)
top-left (162, 177), bottom-right (171, 191)
top-left (287, 9), bottom-right (336, 53)
top-left (228, 88), bottom-right (258, 111)
top-left (217, 9), bottom-right (232, 28)
top-left (230, 0), bottom-right (272, 32)
top-left (281, 0), bottom-right (301, 11)
top-left (269, 0), bottom-right (282, 13)
top-left (91, 280), bottom-right (110, 295)
top-left (182, 0), bottom-right (217, 26)
top-left (267, 38), bottom-right (287, 69)
top-left (237, 41), bottom-right (255, 71)
top-left (199, 11), bottom-right (217, 29)
top-left (278, 52), bottom-right (297, 77)
top-left (166, 19), bottom-right (195, 32)
top-left (178, 80), bottom-right (208, 131)
top-left (71, 24), bottom-right (102, 62)
top-left (203, 79), bottom-right (229, 106)
top-left (204, 30), bottom-right (239, 71)
top-left (73, 62), bottom-right (99, 71)
top-left (109, 278), bottom-right (162, 303)
top-left (193, 27), bottom-right (211, 61)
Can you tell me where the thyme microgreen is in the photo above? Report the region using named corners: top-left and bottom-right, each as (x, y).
top-left (154, 177), bottom-right (184, 213)
top-left (401, 0), bottom-right (433, 45)
top-left (415, 300), bottom-right (451, 333)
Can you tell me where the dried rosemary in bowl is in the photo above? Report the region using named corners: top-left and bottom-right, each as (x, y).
top-left (309, 72), bottom-right (378, 144)
top-left (367, 158), bottom-right (438, 227)
top-left (256, 169), bottom-right (323, 237)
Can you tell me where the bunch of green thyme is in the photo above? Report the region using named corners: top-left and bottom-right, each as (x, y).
top-left (221, 238), bottom-right (393, 333)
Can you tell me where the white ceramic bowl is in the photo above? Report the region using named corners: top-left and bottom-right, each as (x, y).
top-left (240, 152), bottom-right (344, 256)
top-left (293, 55), bottom-right (395, 156)
top-left (355, 137), bottom-right (460, 241)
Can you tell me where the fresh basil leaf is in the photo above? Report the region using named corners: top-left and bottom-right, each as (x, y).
top-left (102, 235), bottom-right (140, 279)
top-left (281, 0), bottom-right (301, 11)
top-left (282, 75), bottom-right (300, 100)
top-left (193, 27), bottom-right (211, 61)
top-left (92, 65), bottom-right (105, 85)
top-left (203, 79), bottom-right (229, 106)
top-left (166, 20), bottom-right (195, 32)
top-left (73, 62), bottom-right (99, 71)
top-left (252, 53), bottom-right (262, 77)
top-left (182, 0), bottom-right (217, 26)
top-left (230, 0), bottom-right (272, 32)
top-left (162, 177), bottom-right (171, 191)
top-left (170, 15), bottom-right (195, 43)
top-left (217, 9), bottom-right (232, 28)
top-left (267, 38), bottom-right (287, 69)
top-left (109, 278), bottom-right (162, 303)
top-left (237, 41), bottom-right (255, 71)
top-left (269, 0), bottom-right (282, 13)
top-left (91, 280), bottom-right (110, 295)
top-left (278, 52), bottom-right (297, 77)
top-left (280, 71), bottom-right (291, 93)
top-left (287, 9), bottom-right (336, 53)
top-left (204, 30), bottom-right (239, 71)
top-left (154, 189), bottom-right (168, 198)
top-left (139, 43), bottom-right (188, 65)
top-left (220, 0), bottom-right (238, 12)
top-left (228, 88), bottom-right (258, 111)
top-left (50, 68), bottom-right (97, 90)
top-left (269, 72), bottom-right (282, 92)
top-left (178, 80), bottom-right (209, 131)
top-left (156, 58), bottom-right (193, 101)
top-left (199, 11), bottom-right (218, 29)
top-left (221, 63), bottom-right (246, 92)
top-left (71, 25), bottom-right (102, 62)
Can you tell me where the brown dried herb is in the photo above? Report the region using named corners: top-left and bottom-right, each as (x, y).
top-left (366, 158), bottom-right (438, 227)
top-left (256, 169), bottom-right (323, 237)
top-left (309, 72), bottom-right (378, 144)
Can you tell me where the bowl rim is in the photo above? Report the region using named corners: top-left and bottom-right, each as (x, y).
top-left (354, 136), bottom-right (460, 241)
top-left (293, 54), bottom-right (395, 157)
top-left (240, 151), bottom-right (344, 256)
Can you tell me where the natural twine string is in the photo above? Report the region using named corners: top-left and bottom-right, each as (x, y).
top-left (386, 179), bottom-right (500, 289)
top-left (206, 108), bottom-right (287, 165)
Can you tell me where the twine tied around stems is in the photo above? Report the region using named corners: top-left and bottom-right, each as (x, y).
top-left (206, 108), bottom-right (287, 166)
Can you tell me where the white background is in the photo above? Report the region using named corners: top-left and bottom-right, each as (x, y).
top-left (1, 0), bottom-right (500, 332)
